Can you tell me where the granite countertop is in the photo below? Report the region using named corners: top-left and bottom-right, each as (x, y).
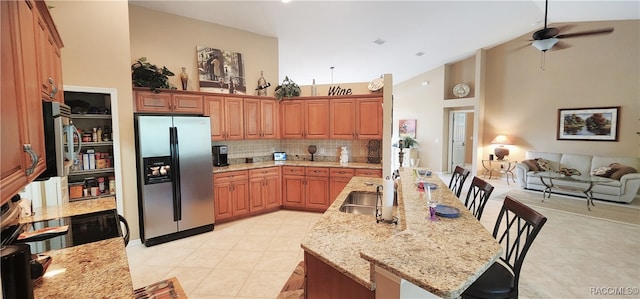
top-left (301, 168), bottom-right (503, 298)
top-left (18, 197), bottom-right (133, 298)
top-left (212, 161), bottom-right (382, 173)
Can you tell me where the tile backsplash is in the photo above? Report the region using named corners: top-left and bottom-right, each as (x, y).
top-left (212, 139), bottom-right (381, 164)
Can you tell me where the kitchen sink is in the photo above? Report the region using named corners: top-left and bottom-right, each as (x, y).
top-left (339, 191), bottom-right (379, 216)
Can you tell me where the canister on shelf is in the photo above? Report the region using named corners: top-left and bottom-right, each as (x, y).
top-left (98, 177), bottom-right (105, 194)
top-left (108, 176), bottom-right (116, 194)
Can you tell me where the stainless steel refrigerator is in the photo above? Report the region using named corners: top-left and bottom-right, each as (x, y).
top-left (134, 115), bottom-right (214, 247)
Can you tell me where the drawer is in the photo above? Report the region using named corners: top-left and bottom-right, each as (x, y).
top-left (282, 166), bottom-right (305, 176)
top-left (330, 168), bottom-right (355, 178)
top-left (305, 167), bottom-right (329, 177)
top-left (213, 170), bottom-right (248, 182)
top-left (355, 169), bottom-right (382, 178)
top-left (249, 167), bottom-right (280, 178)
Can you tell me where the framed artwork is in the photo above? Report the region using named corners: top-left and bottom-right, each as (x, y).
top-left (557, 106), bottom-right (619, 141)
top-left (399, 119), bottom-right (416, 138)
top-left (196, 46), bottom-right (246, 94)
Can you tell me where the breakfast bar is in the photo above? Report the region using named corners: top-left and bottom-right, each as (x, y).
top-left (301, 168), bottom-right (503, 298)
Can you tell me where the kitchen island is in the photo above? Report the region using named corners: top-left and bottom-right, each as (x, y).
top-left (301, 168), bottom-right (503, 298)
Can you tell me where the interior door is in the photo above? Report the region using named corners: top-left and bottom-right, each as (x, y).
top-left (451, 112), bottom-right (466, 170)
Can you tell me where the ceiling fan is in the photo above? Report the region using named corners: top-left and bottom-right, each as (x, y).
top-left (530, 0), bottom-right (614, 68)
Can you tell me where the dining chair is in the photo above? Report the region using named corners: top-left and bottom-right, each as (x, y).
top-left (462, 195), bottom-right (547, 299)
top-left (448, 166), bottom-right (470, 198)
top-left (464, 177), bottom-right (495, 220)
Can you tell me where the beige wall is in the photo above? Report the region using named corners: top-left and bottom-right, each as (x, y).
top-left (485, 20), bottom-right (638, 160)
top-left (128, 5), bottom-right (278, 95)
top-left (49, 0), bottom-right (140, 237)
top-left (394, 19), bottom-right (639, 174)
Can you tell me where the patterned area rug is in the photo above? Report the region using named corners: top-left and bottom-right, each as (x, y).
top-left (277, 261), bottom-right (305, 299)
top-left (494, 189), bottom-right (640, 226)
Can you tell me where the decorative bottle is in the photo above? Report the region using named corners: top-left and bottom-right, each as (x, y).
top-left (257, 71), bottom-right (267, 96)
top-left (180, 67), bottom-right (188, 90)
top-left (311, 79), bottom-right (317, 96)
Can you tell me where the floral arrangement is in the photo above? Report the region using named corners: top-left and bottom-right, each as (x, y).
top-left (274, 76), bottom-right (301, 101)
top-left (131, 57), bottom-right (176, 92)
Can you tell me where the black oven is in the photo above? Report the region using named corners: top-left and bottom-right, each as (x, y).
top-left (4, 209), bottom-right (124, 254)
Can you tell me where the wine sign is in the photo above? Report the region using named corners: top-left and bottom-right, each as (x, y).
top-left (327, 85), bottom-right (352, 96)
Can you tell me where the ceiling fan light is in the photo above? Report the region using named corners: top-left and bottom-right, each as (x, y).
top-left (532, 38), bottom-right (559, 51)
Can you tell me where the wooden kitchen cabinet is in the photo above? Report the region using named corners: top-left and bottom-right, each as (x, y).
top-left (305, 167), bottom-right (330, 210)
top-left (329, 168), bottom-right (355, 205)
top-left (1, 0), bottom-right (60, 205)
top-left (244, 98), bottom-right (278, 139)
top-left (249, 167), bottom-right (281, 213)
top-left (330, 96), bottom-right (383, 140)
top-left (134, 90), bottom-right (204, 114)
top-left (213, 170), bottom-right (249, 222)
top-left (282, 166), bottom-right (305, 208)
top-left (34, 1), bottom-right (64, 103)
top-left (355, 169), bottom-right (383, 178)
top-left (280, 99), bottom-right (329, 139)
top-left (204, 96), bottom-right (244, 141)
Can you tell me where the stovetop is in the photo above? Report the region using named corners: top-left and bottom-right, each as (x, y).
top-left (2, 209), bottom-right (122, 254)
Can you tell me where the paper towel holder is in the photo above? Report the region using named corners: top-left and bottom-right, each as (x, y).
top-left (376, 215), bottom-right (398, 225)
top-left (375, 177), bottom-right (398, 225)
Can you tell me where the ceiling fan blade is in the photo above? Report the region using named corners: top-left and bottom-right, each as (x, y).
top-left (554, 24), bottom-right (577, 35)
top-left (550, 40), bottom-right (571, 51)
top-left (532, 27), bottom-right (559, 40)
top-left (557, 27), bottom-right (614, 39)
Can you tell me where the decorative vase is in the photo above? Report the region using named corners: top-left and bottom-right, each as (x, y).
top-left (180, 67), bottom-right (188, 90)
top-left (257, 71), bottom-right (268, 96)
top-left (340, 147), bottom-right (349, 164)
top-left (308, 145), bottom-right (317, 161)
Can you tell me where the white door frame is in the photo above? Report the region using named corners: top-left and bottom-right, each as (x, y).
top-left (447, 109), bottom-right (474, 173)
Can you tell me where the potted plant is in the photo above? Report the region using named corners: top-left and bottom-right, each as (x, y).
top-left (274, 76), bottom-right (301, 101)
top-left (402, 136), bottom-right (419, 149)
top-left (131, 57), bottom-right (176, 92)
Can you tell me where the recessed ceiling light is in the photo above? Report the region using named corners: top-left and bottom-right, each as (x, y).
top-left (415, 52), bottom-right (424, 56)
top-left (373, 38), bottom-right (386, 45)
top-left (421, 81), bottom-right (430, 86)
top-left (282, 0), bottom-right (291, 3)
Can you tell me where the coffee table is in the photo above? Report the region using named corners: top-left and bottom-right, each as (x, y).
top-left (532, 171), bottom-right (614, 211)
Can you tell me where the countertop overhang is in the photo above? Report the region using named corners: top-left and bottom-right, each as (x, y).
top-left (212, 161), bottom-right (382, 173)
top-left (301, 168), bottom-right (502, 298)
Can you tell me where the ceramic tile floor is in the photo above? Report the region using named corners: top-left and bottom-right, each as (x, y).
top-left (126, 172), bottom-right (640, 299)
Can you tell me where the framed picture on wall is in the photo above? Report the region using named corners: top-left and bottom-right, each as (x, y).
top-left (197, 46), bottom-right (246, 94)
top-left (399, 119), bottom-right (416, 138)
top-left (557, 106), bottom-right (619, 141)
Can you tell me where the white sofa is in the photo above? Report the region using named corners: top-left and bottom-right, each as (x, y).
top-left (516, 151), bottom-right (640, 203)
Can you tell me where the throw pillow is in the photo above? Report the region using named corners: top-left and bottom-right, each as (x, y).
top-left (535, 158), bottom-right (553, 171)
top-left (522, 159), bottom-right (540, 171)
top-left (590, 166), bottom-right (613, 177)
top-left (608, 163), bottom-right (638, 180)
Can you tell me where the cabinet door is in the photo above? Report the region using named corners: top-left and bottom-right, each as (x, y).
top-left (282, 175), bottom-right (305, 207)
top-left (17, 0), bottom-right (46, 180)
top-left (248, 177), bottom-right (266, 212)
top-left (135, 91), bottom-right (172, 113)
top-left (244, 98), bottom-right (261, 140)
top-left (264, 174), bottom-right (282, 208)
top-left (172, 94), bottom-right (203, 114)
top-left (330, 99), bottom-right (356, 139)
top-left (33, 2), bottom-right (63, 102)
top-left (204, 96), bottom-right (225, 141)
top-left (329, 177), bottom-right (352, 205)
top-left (1, 1), bottom-right (29, 204)
top-left (280, 100), bottom-right (304, 138)
top-left (232, 180), bottom-right (250, 216)
top-left (355, 169), bottom-right (383, 178)
top-left (224, 97), bottom-right (244, 140)
top-left (213, 181), bottom-right (233, 221)
top-left (261, 99), bottom-right (278, 139)
top-left (305, 99), bottom-right (330, 139)
top-left (306, 176), bottom-right (329, 210)
top-left (356, 98), bottom-right (383, 139)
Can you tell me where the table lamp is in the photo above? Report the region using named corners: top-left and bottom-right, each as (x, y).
top-left (491, 135), bottom-right (512, 160)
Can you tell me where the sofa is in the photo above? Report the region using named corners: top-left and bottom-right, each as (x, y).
top-left (516, 151), bottom-right (640, 203)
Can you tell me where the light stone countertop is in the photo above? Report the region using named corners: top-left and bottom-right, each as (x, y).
top-left (18, 197), bottom-right (134, 298)
top-left (301, 168), bottom-right (503, 298)
top-left (212, 161), bottom-right (381, 173)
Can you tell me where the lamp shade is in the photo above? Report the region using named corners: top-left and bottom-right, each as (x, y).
top-left (490, 135), bottom-right (512, 145)
top-left (532, 38), bottom-right (559, 52)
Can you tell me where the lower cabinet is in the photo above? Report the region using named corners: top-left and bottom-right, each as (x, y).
top-left (329, 168), bottom-right (356, 205)
top-left (355, 169), bottom-right (383, 178)
top-left (282, 166), bottom-right (330, 211)
top-left (213, 170), bottom-right (249, 222)
top-left (248, 167), bottom-right (281, 213)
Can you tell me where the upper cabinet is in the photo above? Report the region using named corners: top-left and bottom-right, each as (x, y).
top-left (330, 96), bottom-right (383, 140)
top-left (204, 96), bottom-right (244, 141)
top-left (134, 89), bottom-right (204, 114)
top-left (1, 0), bottom-right (63, 205)
top-left (280, 99), bottom-right (330, 139)
top-left (244, 98), bottom-right (278, 139)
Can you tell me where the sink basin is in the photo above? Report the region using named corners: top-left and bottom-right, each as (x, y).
top-left (339, 191), bottom-right (379, 216)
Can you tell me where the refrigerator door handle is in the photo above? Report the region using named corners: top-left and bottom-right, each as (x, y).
top-left (170, 126), bottom-right (182, 221)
